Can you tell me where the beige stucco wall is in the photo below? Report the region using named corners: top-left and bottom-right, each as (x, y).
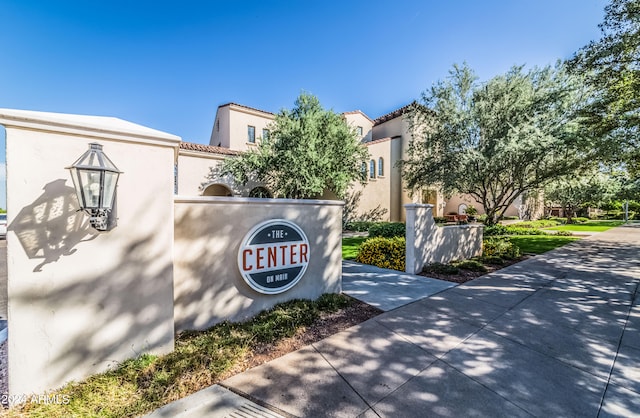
top-left (174, 196), bottom-right (343, 331)
top-left (444, 193), bottom-right (521, 218)
top-left (405, 204), bottom-right (483, 274)
top-left (210, 104), bottom-right (274, 151)
top-left (0, 109), bottom-right (178, 397)
top-left (351, 140), bottom-right (392, 221)
top-left (369, 116), bottom-right (418, 222)
top-left (344, 111), bottom-right (373, 143)
top-left (177, 151), bottom-right (226, 196)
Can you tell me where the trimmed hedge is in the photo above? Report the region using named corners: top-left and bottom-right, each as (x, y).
top-left (368, 222), bottom-right (406, 238)
top-left (355, 237), bottom-right (405, 271)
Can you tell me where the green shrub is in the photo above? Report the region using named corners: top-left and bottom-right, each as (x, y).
top-left (504, 227), bottom-right (549, 235)
top-left (453, 259), bottom-right (487, 272)
top-left (483, 237), bottom-right (521, 259)
top-left (433, 216), bottom-right (448, 224)
top-left (345, 221), bottom-right (377, 232)
top-left (554, 230), bottom-right (574, 236)
top-left (569, 217), bottom-right (589, 224)
top-left (356, 237), bottom-right (405, 271)
top-left (516, 220), bottom-right (562, 228)
top-left (484, 225), bottom-right (509, 236)
top-left (479, 255), bottom-right (504, 265)
top-left (423, 262), bottom-right (459, 275)
top-left (368, 222), bottom-right (406, 238)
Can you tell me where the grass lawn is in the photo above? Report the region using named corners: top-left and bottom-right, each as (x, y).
top-left (509, 235), bottom-right (581, 254)
top-left (544, 220), bottom-right (625, 233)
top-left (342, 236), bottom-right (367, 260)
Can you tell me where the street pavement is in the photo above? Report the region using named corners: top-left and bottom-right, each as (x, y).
top-left (148, 225), bottom-right (640, 417)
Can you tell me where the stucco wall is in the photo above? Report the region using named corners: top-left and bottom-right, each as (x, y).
top-left (444, 193), bottom-right (521, 218)
top-left (0, 109), bottom-right (178, 398)
top-left (177, 151), bottom-right (226, 196)
top-left (344, 111), bottom-right (373, 143)
top-left (405, 204), bottom-right (483, 274)
top-left (174, 196), bottom-right (343, 331)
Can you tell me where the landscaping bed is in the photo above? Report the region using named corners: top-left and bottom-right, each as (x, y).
top-left (7, 295), bottom-right (381, 418)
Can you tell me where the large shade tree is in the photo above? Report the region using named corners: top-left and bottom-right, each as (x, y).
top-left (544, 168), bottom-right (622, 222)
top-left (402, 63), bottom-right (595, 225)
top-left (569, 0), bottom-right (640, 173)
top-left (216, 93), bottom-right (368, 199)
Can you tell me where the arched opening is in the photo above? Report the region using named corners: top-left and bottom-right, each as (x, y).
top-left (369, 160), bottom-right (376, 179)
top-left (458, 203), bottom-right (468, 214)
top-left (378, 157), bottom-right (384, 177)
top-left (249, 186), bottom-right (273, 198)
top-left (202, 183), bottom-right (233, 197)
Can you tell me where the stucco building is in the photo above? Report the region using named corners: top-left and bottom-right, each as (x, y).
top-left (178, 102), bottom-right (521, 221)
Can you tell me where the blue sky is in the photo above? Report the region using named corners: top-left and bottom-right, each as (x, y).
top-left (0, 1), bottom-right (607, 208)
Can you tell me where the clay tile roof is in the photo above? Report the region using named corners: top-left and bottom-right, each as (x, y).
top-left (373, 102), bottom-right (417, 126)
top-left (179, 142), bottom-right (240, 156)
top-left (363, 136), bottom-right (395, 146)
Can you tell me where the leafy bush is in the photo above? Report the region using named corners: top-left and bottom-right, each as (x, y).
top-left (554, 230), bottom-right (574, 236)
top-left (504, 227), bottom-right (549, 235)
top-left (516, 220), bottom-right (562, 228)
top-left (569, 217), bottom-right (589, 224)
top-left (434, 216), bottom-right (448, 224)
top-left (453, 259), bottom-right (488, 272)
top-left (479, 255), bottom-right (504, 265)
top-left (484, 225), bottom-right (509, 236)
top-left (356, 237), bottom-right (405, 271)
top-left (368, 222), bottom-right (406, 238)
top-left (423, 262), bottom-right (459, 275)
top-left (483, 237), bottom-right (521, 259)
top-left (344, 221), bottom-right (377, 232)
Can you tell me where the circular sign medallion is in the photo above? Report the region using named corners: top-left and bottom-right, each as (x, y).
top-left (237, 219), bottom-right (310, 294)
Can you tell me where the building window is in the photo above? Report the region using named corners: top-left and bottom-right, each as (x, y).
top-left (369, 160), bottom-right (376, 179)
top-left (361, 162), bottom-right (367, 178)
top-left (247, 125), bottom-right (255, 143)
top-left (356, 126), bottom-right (363, 136)
top-left (378, 157), bottom-right (384, 177)
top-left (262, 128), bottom-right (269, 142)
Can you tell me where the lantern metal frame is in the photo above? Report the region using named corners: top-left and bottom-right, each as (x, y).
top-left (66, 143), bottom-right (122, 231)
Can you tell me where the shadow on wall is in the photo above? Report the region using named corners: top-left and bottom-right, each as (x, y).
top-left (9, 179), bottom-right (98, 272)
top-left (9, 187), bottom-right (174, 391)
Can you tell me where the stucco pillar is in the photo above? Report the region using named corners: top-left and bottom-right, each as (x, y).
top-left (0, 109), bottom-right (181, 398)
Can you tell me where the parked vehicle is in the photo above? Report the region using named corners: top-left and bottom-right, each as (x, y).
top-left (0, 214), bottom-right (6, 238)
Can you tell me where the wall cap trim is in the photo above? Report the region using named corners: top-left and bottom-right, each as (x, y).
top-left (0, 108), bottom-right (181, 147)
top-left (175, 195), bottom-right (345, 206)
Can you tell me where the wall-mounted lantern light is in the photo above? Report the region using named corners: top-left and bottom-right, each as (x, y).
top-left (67, 143), bottom-right (122, 231)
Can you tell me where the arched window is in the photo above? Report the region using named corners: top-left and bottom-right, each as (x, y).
top-left (203, 183), bottom-right (233, 197)
top-left (369, 160), bottom-right (376, 179)
top-left (378, 157), bottom-right (384, 177)
top-left (361, 162), bottom-right (367, 178)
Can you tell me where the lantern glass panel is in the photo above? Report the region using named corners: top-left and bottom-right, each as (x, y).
top-left (79, 169), bottom-right (102, 209)
top-left (102, 171), bottom-right (119, 209)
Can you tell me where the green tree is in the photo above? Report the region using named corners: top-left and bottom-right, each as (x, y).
top-left (544, 169), bottom-right (621, 222)
top-left (402, 63), bottom-right (594, 225)
top-left (217, 93), bottom-right (368, 199)
top-left (569, 0), bottom-right (640, 169)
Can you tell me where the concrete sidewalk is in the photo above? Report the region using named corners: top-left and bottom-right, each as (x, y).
top-left (150, 225), bottom-right (640, 417)
top-left (341, 260), bottom-right (456, 311)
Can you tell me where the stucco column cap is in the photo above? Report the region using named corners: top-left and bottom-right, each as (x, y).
top-left (0, 108), bottom-right (181, 147)
top-left (404, 203), bottom-right (434, 209)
